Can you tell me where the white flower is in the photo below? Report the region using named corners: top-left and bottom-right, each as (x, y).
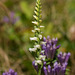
top-left (38, 35), bottom-right (42, 39)
top-left (39, 55), bottom-right (46, 61)
top-left (35, 28), bottom-right (40, 31)
top-left (41, 41), bottom-right (46, 45)
top-left (34, 45), bottom-right (40, 49)
top-left (34, 11), bottom-right (38, 16)
top-left (33, 15), bottom-right (38, 20)
top-left (29, 48), bottom-right (37, 52)
top-left (35, 62), bottom-right (37, 66)
top-left (41, 50), bottom-right (45, 53)
top-left (35, 7), bottom-right (38, 11)
top-left (35, 60), bottom-right (42, 65)
top-left (32, 21), bottom-right (38, 25)
top-left (40, 26), bottom-right (45, 28)
top-left (30, 37), bottom-right (38, 41)
top-left (32, 30), bottom-right (35, 33)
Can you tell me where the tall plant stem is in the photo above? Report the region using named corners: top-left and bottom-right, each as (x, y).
top-left (38, 64), bottom-right (43, 75)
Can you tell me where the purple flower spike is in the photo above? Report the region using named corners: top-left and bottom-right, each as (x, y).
top-left (57, 52), bottom-right (71, 65)
top-left (43, 62), bottom-right (67, 75)
top-left (54, 62), bottom-right (66, 75)
top-left (42, 36), bottom-right (61, 59)
top-left (43, 65), bottom-right (55, 75)
top-left (3, 69), bottom-right (17, 75)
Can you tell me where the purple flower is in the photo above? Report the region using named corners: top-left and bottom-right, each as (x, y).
top-left (32, 36), bottom-right (71, 75)
top-left (43, 62), bottom-right (67, 75)
top-left (3, 69), bottom-right (17, 75)
top-left (32, 61), bottom-right (47, 73)
top-left (43, 65), bottom-right (55, 75)
top-left (3, 12), bottom-right (19, 24)
top-left (32, 61), bottom-right (39, 72)
top-left (54, 62), bottom-right (67, 75)
top-left (57, 52), bottom-right (71, 65)
top-left (42, 36), bottom-right (61, 59)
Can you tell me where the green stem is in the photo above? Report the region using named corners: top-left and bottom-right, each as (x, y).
top-left (38, 64), bottom-right (43, 75)
top-left (38, 68), bottom-right (41, 75)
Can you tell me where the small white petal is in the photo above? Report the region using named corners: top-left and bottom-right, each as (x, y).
top-left (41, 41), bottom-right (46, 45)
top-left (30, 37), bottom-right (38, 41)
top-left (34, 45), bottom-right (40, 49)
top-left (32, 30), bottom-right (35, 33)
top-left (35, 60), bottom-right (42, 65)
top-left (34, 11), bottom-right (38, 16)
top-left (35, 28), bottom-right (40, 31)
top-left (41, 50), bottom-right (45, 53)
top-left (39, 55), bottom-right (46, 61)
top-left (35, 62), bottom-right (37, 66)
top-left (32, 21), bottom-right (38, 25)
top-left (29, 48), bottom-right (37, 52)
top-left (35, 7), bottom-right (38, 11)
top-left (38, 35), bottom-right (42, 39)
top-left (40, 26), bottom-right (45, 28)
top-left (33, 15), bottom-right (38, 20)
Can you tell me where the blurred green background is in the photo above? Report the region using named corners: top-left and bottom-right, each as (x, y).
top-left (0, 0), bottom-right (75, 75)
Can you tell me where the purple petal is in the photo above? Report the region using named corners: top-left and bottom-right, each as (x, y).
top-left (44, 67), bottom-right (48, 75)
top-left (65, 52), bottom-right (71, 62)
top-left (56, 45), bottom-right (61, 49)
top-left (43, 37), bottom-right (46, 42)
